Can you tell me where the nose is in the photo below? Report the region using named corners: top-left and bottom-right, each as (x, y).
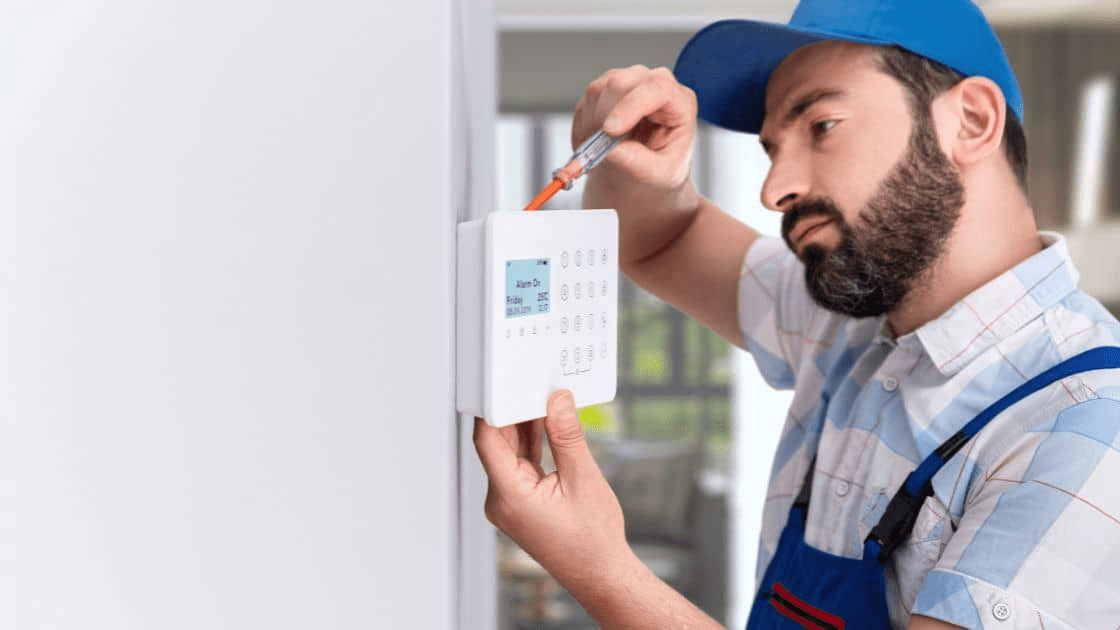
top-left (760, 153), bottom-right (810, 212)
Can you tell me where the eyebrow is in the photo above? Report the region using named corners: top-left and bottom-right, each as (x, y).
top-left (785, 88), bottom-right (847, 122)
top-left (759, 88), bottom-right (848, 153)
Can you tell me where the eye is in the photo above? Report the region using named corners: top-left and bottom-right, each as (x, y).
top-left (811, 119), bottom-right (839, 137)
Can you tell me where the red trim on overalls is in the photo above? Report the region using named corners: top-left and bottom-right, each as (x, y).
top-left (770, 582), bottom-right (846, 630)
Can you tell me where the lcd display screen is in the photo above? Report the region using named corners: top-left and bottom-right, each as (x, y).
top-left (505, 258), bottom-right (550, 318)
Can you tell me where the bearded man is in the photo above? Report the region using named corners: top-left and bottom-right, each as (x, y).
top-left (474, 0), bottom-right (1120, 628)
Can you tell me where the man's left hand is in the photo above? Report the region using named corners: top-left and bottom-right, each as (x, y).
top-left (473, 389), bottom-right (631, 593)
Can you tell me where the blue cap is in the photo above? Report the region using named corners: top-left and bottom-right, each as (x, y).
top-left (673, 0), bottom-right (1024, 135)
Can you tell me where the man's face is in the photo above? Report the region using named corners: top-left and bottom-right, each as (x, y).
top-left (758, 42), bottom-right (965, 318)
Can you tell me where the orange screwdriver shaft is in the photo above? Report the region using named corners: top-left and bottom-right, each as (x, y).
top-left (524, 178), bottom-right (566, 211)
top-left (523, 129), bottom-right (619, 211)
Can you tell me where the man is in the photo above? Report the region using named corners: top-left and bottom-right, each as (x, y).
top-left (474, 0), bottom-right (1120, 628)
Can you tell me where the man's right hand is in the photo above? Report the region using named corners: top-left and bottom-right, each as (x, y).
top-left (573, 65), bottom-right (704, 267)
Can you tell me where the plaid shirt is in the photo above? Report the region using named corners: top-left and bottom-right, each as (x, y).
top-left (738, 232), bottom-right (1120, 629)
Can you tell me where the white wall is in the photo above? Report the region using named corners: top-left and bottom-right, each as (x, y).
top-left (0, 2), bottom-right (470, 628)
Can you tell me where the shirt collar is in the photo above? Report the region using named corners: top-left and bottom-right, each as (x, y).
top-left (908, 232), bottom-right (1080, 377)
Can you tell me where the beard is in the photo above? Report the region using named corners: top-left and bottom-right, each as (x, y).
top-left (780, 118), bottom-right (966, 318)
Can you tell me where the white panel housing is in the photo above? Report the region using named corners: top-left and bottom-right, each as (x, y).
top-left (458, 210), bottom-right (619, 426)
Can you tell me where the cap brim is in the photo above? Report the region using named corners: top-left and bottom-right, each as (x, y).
top-left (673, 19), bottom-right (889, 134)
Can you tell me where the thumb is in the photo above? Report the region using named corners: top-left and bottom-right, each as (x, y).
top-left (605, 138), bottom-right (659, 178)
top-left (543, 389), bottom-right (597, 482)
top-left (605, 137), bottom-right (691, 193)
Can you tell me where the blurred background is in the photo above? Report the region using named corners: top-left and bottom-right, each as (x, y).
top-left (492, 1), bottom-right (1120, 629)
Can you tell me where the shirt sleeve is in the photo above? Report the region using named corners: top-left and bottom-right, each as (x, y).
top-left (737, 235), bottom-right (860, 391)
top-left (911, 397), bottom-right (1120, 628)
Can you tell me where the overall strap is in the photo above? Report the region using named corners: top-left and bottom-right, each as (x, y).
top-left (793, 456), bottom-right (817, 511)
top-left (865, 346), bottom-right (1120, 563)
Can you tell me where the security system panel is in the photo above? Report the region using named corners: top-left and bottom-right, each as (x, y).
top-left (457, 210), bottom-right (618, 427)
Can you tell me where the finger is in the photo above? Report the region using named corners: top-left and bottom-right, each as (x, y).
top-left (576, 65), bottom-right (651, 143)
top-left (529, 418), bottom-right (544, 465)
top-left (586, 64), bottom-right (650, 108)
top-left (602, 68), bottom-right (696, 137)
top-left (516, 418), bottom-right (546, 477)
top-left (514, 419), bottom-right (535, 460)
top-left (500, 423), bottom-right (521, 453)
top-left (473, 416), bottom-right (517, 482)
top-left (542, 390), bottom-right (598, 484)
top-left (606, 135), bottom-right (693, 188)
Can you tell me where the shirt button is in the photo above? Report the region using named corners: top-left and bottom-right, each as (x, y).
top-left (883, 376), bottom-right (898, 392)
top-left (835, 480), bottom-right (850, 497)
top-left (992, 602), bottom-right (1011, 621)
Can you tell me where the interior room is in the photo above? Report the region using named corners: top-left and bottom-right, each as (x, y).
top-left (2, 1), bottom-right (1116, 628)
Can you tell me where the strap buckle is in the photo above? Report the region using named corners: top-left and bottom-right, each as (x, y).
top-left (864, 483), bottom-right (931, 563)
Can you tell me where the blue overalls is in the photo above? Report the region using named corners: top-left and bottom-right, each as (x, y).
top-left (745, 347), bottom-right (1120, 629)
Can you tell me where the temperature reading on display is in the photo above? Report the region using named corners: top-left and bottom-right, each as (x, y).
top-left (505, 258), bottom-right (550, 318)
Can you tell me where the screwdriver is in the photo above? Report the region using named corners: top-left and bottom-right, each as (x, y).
top-left (524, 129), bottom-right (621, 211)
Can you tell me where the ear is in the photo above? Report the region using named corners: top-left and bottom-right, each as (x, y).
top-left (939, 76), bottom-right (1006, 168)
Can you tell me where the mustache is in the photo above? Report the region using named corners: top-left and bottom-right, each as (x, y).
top-left (780, 198), bottom-right (845, 251)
